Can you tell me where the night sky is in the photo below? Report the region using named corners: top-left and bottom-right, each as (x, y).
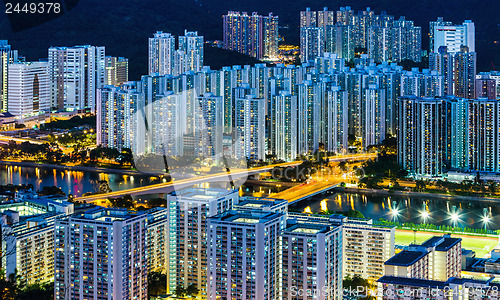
top-left (0, 0), bottom-right (498, 79)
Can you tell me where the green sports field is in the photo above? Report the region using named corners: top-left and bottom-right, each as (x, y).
top-left (395, 229), bottom-right (499, 258)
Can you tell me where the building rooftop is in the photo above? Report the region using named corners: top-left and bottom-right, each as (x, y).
top-left (377, 276), bottom-right (447, 288)
top-left (384, 250), bottom-right (428, 267)
top-left (284, 223), bottom-right (331, 235)
top-left (69, 207), bottom-right (145, 223)
top-left (211, 210), bottom-right (282, 224)
top-left (234, 197), bottom-right (287, 212)
top-left (172, 188), bottom-right (237, 201)
top-left (420, 236), bottom-right (461, 251)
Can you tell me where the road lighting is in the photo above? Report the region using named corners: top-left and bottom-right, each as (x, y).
top-left (450, 212), bottom-right (460, 228)
top-left (482, 208), bottom-right (491, 231)
top-left (421, 211), bottom-right (429, 223)
top-left (390, 208), bottom-right (399, 222)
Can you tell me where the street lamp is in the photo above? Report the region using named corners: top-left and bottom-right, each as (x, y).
top-left (421, 211), bottom-right (429, 223)
top-left (390, 208), bottom-right (399, 222)
top-left (450, 212), bottom-right (459, 228)
top-left (390, 201), bottom-right (399, 222)
top-left (482, 208), bottom-right (491, 231)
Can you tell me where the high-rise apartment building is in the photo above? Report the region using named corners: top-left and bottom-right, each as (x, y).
top-left (0, 40), bottom-right (19, 112)
top-left (433, 20), bottom-right (475, 54)
top-left (96, 83), bottom-right (144, 154)
top-left (398, 96), bottom-right (447, 177)
top-left (178, 30), bottom-right (204, 73)
top-left (331, 7), bottom-right (422, 63)
top-left (7, 62), bottom-right (50, 120)
top-left (430, 46), bottom-right (454, 95)
top-left (148, 31), bottom-right (176, 76)
top-left (145, 207), bottom-right (170, 275)
top-left (363, 84), bottom-right (386, 148)
top-left (430, 45), bottom-right (477, 100)
top-left (282, 215), bottom-right (343, 300)
top-left (196, 93), bottom-right (224, 158)
top-left (325, 87), bottom-right (348, 154)
top-left (234, 94), bottom-right (266, 160)
top-left (475, 74), bottom-right (497, 99)
top-left (454, 46), bottom-right (476, 99)
top-left (104, 56), bottom-right (129, 86)
top-left (48, 45), bottom-right (105, 112)
top-left (54, 208), bottom-right (148, 300)
top-left (207, 210), bottom-right (285, 300)
top-left (449, 97), bottom-right (469, 170)
top-left (300, 7), bottom-right (335, 29)
top-left (300, 7), bottom-right (334, 63)
top-left (429, 17), bottom-right (453, 52)
top-left (300, 27), bottom-right (326, 63)
top-left (400, 69), bottom-right (444, 98)
top-left (467, 98), bottom-right (500, 172)
top-left (274, 91), bottom-right (298, 161)
top-left (222, 11), bottom-right (278, 60)
top-left (263, 14), bottom-right (279, 60)
top-left (298, 80), bottom-right (321, 153)
top-left (325, 25), bottom-right (355, 61)
top-left (166, 188), bottom-right (239, 298)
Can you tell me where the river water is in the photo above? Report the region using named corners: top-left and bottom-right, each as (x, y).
top-left (0, 164), bottom-right (161, 197)
top-left (1, 164), bottom-right (498, 229)
top-left (295, 191), bottom-right (500, 230)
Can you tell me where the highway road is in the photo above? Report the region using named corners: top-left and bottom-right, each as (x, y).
top-left (76, 153), bottom-right (377, 203)
top-left (0, 134), bottom-right (45, 145)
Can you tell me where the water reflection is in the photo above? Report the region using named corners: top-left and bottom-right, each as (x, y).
top-left (0, 165), bottom-right (160, 197)
top-left (302, 192), bottom-right (500, 230)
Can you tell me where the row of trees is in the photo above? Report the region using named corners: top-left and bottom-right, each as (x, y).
top-left (148, 271), bottom-right (198, 298)
top-left (319, 209), bottom-right (365, 219)
top-left (0, 141), bottom-right (135, 168)
top-left (376, 218), bottom-right (500, 235)
top-left (101, 194), bottom-right (168, 211)
top-left (0, 274), bottom-right (53, 300)
top-left (0, 271), bottom-right (197, 299)
top-left (41, 115), bottom-right (95, 131)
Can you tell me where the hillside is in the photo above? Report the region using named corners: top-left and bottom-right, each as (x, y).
top-left (0, 0), bottom-right (498, 80)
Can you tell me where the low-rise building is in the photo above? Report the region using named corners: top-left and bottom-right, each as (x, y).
top-left (377, 276), bottom-right (500, 300)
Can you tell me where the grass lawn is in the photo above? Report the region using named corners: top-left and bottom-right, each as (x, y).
top-left (395, 229), bottom-right (499, 258)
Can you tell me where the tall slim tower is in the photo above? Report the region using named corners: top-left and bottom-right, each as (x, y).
top-left (148, 31), bottom-right (176, 75)
top-left (398, 96), bottom-right (446, 177)
top-left (0, 40), bottom-right (18, 112)
top-left (282, 216), bottom-right (343, 300)
top-left (178, 30), bottom-right (204, 73)
top-left (104, 56), bottom-right (129, 86)
top-left (263, 13), bottom-right (279, 60)
top-left (223, 11), bottom-right (276, 60)
top-left (454, 46), bottom-right (476, 99)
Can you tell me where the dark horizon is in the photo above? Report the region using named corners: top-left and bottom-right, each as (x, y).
top-left (0, 0), bottom-right (498, 79)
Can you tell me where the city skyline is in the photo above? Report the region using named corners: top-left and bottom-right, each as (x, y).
top-left (0, 2), bottom-right (500, 300)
